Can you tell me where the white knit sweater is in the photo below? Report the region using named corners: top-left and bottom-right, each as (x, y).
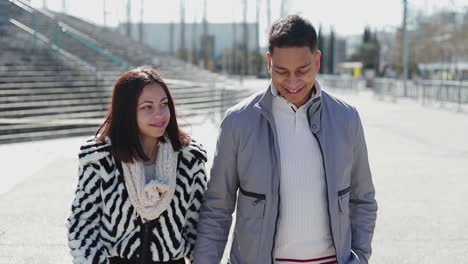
top-left (271, 84), bottom-right (336, 262)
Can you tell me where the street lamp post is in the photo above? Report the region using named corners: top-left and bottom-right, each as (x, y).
top-left (126, 0), bottom-right (131, 37)
top-left (139, 0), bottom-right (144, 43)
top-left (103, 0), bottom-right (107, 27)
top-left (402, 0), bottom-right (409, 96)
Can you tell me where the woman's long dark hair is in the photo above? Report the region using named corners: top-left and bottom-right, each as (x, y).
top-left (97, 65), bottom-right (190, 163)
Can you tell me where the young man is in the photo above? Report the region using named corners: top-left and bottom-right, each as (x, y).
top-left (194, 15), bottom-right (377, 264)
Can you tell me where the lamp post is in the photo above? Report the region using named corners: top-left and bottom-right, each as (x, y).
top-left (402, 0), bottom-right (409, 96)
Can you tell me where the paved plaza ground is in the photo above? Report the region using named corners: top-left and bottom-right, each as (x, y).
top-left (0, 85), bottom-right (467, 263)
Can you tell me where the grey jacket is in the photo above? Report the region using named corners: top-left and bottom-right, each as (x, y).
top-left (194, 85), bottom-right (378, 264)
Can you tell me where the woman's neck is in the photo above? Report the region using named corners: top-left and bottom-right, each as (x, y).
top-left (140, 136), bottom-right (159, 165)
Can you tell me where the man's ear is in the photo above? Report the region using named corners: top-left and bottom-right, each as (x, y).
top-left (315, 50), bottom-right (321, 73)
top-left (266, 51), bottom-right (272, 74)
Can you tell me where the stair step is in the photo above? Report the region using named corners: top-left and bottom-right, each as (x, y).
top-left (0, 80), bottom-right (108, 89)
top-left (0, 86), bottom-right (110, 96)
top-left (0, 126), bottom-right (97, 144)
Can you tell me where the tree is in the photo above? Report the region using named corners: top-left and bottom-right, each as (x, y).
top-left (361, 43), bottom-right (379, 70)
top-left (363, 25), bottom-right (371, 43)
top-left (392, 9), bottom-right (468, 79)
top-left (359, 27), bottom-right (380, 71)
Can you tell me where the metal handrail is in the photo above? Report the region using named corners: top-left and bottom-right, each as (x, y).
top-left (9, 0), bottom-right (133, 70)
top-left (9, 18), bottom-right (97, 72)
top-left (59, 25), bottom-right (132, 70)
top-left (373, 78), bottom-right (468, 110)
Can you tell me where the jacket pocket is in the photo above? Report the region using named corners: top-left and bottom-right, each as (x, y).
top-left (239, 187), bottom-right (266, 209)
top-left (338, 186), bottom-right (350, 214)
top-left (338, 186), bottom-right (350, 241)
top-left (230, 187), bottom-right (266, 263)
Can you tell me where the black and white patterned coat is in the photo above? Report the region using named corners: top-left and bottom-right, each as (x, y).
top-left (66, 138), bottom-right (208, 263)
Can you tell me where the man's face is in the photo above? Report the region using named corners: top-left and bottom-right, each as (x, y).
top-left (267, 46), bottom-right (321, 108)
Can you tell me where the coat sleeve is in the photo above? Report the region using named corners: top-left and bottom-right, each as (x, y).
top-left (193, 113), bottom-right (239, 264)
top-left (183, 149), bottom-right (209, 261)
top-left (349, 110), bottom-right (378, 264)
top-left (65, 158), bottom-right (109, 264)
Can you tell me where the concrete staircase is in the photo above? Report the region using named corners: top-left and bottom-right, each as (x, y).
top-left (0, 30), bottom-right (115, 143)
top-left (0, 0), bottom-right (252, 144)
top-left (52, 12), bottom-right (227, 83)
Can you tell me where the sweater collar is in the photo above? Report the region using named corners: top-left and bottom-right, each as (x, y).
top-left (270, 82), bottom-right (321, 113)
top-left (255, 81), bottom-right (323, 133)
top-left (256, 81), bottom-right (322, 113)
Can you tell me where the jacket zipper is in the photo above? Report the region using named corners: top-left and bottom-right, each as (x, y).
top-left (312, 133), bottom-right (339, 264)
top-left (255, 104), bottom-right (282, 264)
top-left (271, 184), bottom-right (281, 264)
top-left (269, 125), bottom-right (281, 264)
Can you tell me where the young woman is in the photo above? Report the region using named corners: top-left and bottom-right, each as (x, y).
top-left (66, 65), bottom-right (208, 264)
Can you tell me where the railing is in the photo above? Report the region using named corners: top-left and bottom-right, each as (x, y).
top-left (8, 0), bottom-right (132, 71)
top-left (59, 22), bottom-right (132, 70)
top-left (9, 18), bottom-right (97, 73)
top-left (373, 78), bottom-right (468, 110)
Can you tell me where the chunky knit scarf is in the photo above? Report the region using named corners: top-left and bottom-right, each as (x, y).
top-left (121, 139), bottom-right (178, 222)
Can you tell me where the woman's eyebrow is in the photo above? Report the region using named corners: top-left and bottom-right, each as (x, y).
top-left (138, 100), bottom-right (153, 105)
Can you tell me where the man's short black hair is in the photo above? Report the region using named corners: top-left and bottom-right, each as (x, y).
top-left (268, 15), bottom-right (317, 54)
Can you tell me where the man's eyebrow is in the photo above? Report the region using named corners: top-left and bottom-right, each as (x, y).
top-left (272, 64), bottom-right (288, 70)
top-left (273, 62), bottom-right (311, 70)
top-left (298, 62), bottom-right (312, 69)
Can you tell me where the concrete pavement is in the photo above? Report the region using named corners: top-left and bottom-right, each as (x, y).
top-left (0, 88), bottom-right (467, 263)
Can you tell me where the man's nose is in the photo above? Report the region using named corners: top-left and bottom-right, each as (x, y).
top-left (285, 74), bottom-right (300, 89)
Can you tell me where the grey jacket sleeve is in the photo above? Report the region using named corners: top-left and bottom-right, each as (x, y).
top-left (350, 110), bottom-right (378, 263)
top-left (193, 114), bottom-right (239, 264)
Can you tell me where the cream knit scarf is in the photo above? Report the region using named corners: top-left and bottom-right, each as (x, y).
top-left (121, 139), bottom-right (178, 223)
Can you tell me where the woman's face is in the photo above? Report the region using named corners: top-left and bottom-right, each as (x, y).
top-left (136, 83), bottom-right (171, 144)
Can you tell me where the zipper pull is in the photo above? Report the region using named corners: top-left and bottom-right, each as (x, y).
top-left (252, 198), bottom-right (262, 206)
top-left (338, 196), bottom-right (343, 213)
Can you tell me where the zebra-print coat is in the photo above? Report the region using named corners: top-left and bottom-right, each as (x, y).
top-left (66, 138), bottom-right (208, 264)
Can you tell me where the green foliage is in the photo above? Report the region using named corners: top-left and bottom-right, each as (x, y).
top-left (358, 26), bottom-right (380, 70)
top-left (361, 43), bottom-right (379, 70)
top-left (363, 26), bottom-right (372, 43)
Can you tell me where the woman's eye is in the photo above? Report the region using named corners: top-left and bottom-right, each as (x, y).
top-left (162, 102), bottom-right (169, 107)
top-left (142, 105), bottom-right (152, 110)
